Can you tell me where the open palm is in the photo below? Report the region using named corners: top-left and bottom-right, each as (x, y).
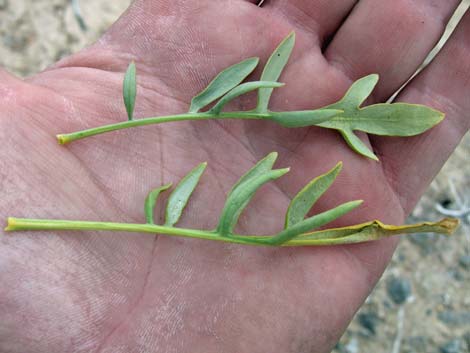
top-left (1, 1), bottom-right (469, 352)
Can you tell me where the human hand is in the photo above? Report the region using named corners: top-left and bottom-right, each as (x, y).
top-left (1, 1), bottom-right (468, 352)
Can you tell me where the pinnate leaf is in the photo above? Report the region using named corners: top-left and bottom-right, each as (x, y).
top-left (145, 183), bottom-right (172, 224)
top-left (257, 32), bottom-right (296, 112)
top-left (317, 74), bottom-right (445, 160)
top-left (285, 162), bottom-right (342, 228)
top-left (123, 62), bottom-right (137, 121)
top-left (189, 57), bottom-right (259, 113)
top-left (165, 163), bottom-right (207, 226)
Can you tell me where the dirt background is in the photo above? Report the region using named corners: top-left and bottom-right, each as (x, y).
top-left (0, 1), bottom-right (469, 352)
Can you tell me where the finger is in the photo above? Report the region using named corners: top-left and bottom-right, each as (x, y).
top-left (0, 68), bottom-right (33, 115)
top-left (371, 9), bottom-right (470, 214)
top-left (325, 0), bottom-right (462, 102)
top-left (261, 0), bottom-right (358, 42)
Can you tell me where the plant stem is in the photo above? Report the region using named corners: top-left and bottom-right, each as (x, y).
top-left (4, 217), bottom-right (268, 246)
top-left (57, 111), bottom-right (271, 144)
top-left (5, 217), bottom-right (458, 247)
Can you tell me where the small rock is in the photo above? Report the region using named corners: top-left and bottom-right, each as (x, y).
top-left (463, 332), bottom-right (470, 352)
top-left (437, 311), bottom-right (470, 327)
top-left (333, 342), bottom-right (347, 353)
top-left (387, 276), bottom-right (412, 305)
top-left (344, 337), bottom-right (359, 353)
top-left (408, 232), bottom-right (439, 255)
top-left (459, 255), bottom-right (470, 270)
top-left (463, 332), bottom-right (470, 350)
top-left (358, 312), bottom-right (379, 335)
top-left (440, 339), bottom-right (465, 353)
top-left (449, 268), bottom-right (464, 281)
top-left (404, 335), bottom-right (429, 353)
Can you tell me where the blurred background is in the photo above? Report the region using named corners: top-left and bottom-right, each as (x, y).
top-left (0, 1), bottom-right (468, 352)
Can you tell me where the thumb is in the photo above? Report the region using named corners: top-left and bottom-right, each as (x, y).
top-left (0, 68), bottom-right (28, 108)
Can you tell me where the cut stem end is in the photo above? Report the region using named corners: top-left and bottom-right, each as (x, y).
top-left (4, 217), bottom-right (16, 232)
top-left (56, 134), bottom-right (69, 145)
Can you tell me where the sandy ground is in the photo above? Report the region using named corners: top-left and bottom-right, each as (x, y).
top-left (0, 1), bottom-right (469, 352)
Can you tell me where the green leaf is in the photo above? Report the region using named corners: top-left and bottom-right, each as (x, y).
top-left (217, 167), bottom-right (290, 236)
top-left (269, 109), bottom-right (342, 128)
top-left (228, 152), bottom-right (278, 197)
top-left (340, 129), bottom-right (379, 161)
top-left (257, 32), bottom-right (296, 112)
top-left (268, 200), bottom-right (363, 245)
top-left (338, 74), bottom-right (379, 108)
top-left (189, 57), bottom-right (259, 113)
top-left (335, 103), bottom-right (445, 136)
top-left (209, 81), bottom-right (284, 115)
top-left (164, 163), bottom-right (207, 226)
top-left (285, 162), bottom-right (342, 228)
top-left (144, 183), bottom-right (172, 224)
top-left (317, 74), bottom-right (445, 160)
top-left (123, 62), bottom-right (137, 121)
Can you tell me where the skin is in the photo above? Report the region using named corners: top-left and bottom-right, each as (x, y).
top-left (0, 0), bottom-right (469, 352)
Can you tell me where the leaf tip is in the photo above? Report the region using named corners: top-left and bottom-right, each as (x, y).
top-left (266, 151), bottom-right (278, 162)
top-left (279, 167), bottom-right (290, 176)
top-left (435, 110), bottom-right (445, 123)
top-left (439, 217), bottom-right (460, 235)
top-left (334, 161), bottom-right (343, 172)
top-left (368, 73), bottom-right (379, 82)
top-left (345, 199), bottom-right (364, 212)
top-left (354, 199), bottom-right (364, 206)
top-left (245, 56), bottom-right (260, 68)
top-left (162, 182), bottom-right (173, 190)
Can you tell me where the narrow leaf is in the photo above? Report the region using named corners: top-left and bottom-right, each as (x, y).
top-left (189, 57), bottom-right (259, 113)
top-left (285, 162), bottom-right (342, 228)
top-left (165, 163), bottom-right (207, 226)
top-left (257, 32), bottom-right (296, 112)
top-left (217, 168), bottom-right (290, 236)
top-left (123, 62), bottom-right (136, 121)
top-left (339, 74), bottom-right (379, 108)
top-left (269, 109), bottom-right (342, 128)
top-left (340, 129), bottom-right (378, 161)
top-left (144, 183), bottom-right (172, 224)
top-left (210, 81), bottom-right (284, 115)
top-left (268, 200), bottom-right (363, 245)
top-left (283, 218), bottom-right (458, 246)
top-left (316, 74), bottom-right (445, 160)
top-left (228, 152), bottom-right (278, 198)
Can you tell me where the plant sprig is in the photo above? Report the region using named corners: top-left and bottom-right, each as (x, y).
top-left (5, 153), bottom-right (458, 246)
top-left (55, 32), bottom-right (444, 161)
